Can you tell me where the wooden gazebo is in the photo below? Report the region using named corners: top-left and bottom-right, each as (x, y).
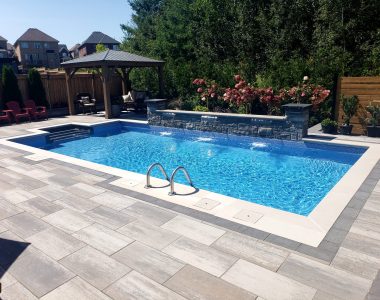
top-left (61, 49), bottom-right (165, 118)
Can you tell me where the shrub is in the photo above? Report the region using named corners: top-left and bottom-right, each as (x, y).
top-left (366, 102), bottom-right (380, 126)
top-left (321, 118), bottom-right (338, 134)
top-left (194, 105), bottom-right (209, 112)
top-left (1, 65), bottom-right (22, 108)
top-left (27, 68), bottom-right (48, 107)
top-left (341, 95), bottom-right (359, 125)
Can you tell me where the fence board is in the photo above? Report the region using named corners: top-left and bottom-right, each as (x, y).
top-left (1, 72), bottom-right (122, 109)
top-left (336, 77), bottom-right (380, 135)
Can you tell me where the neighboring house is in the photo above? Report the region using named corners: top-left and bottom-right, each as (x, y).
top-left (14, 28), bottom-right (60, 70)
top-left (7, 43), bottom-right (15, 57)
top-left (59, 44), bottom-right (71, 62)
top-left (78, 31), bottom-right (119, 57)
top-left (0, 35), bottom-right (18, 73)
top-left (69, 43), bottom-right (80, 59)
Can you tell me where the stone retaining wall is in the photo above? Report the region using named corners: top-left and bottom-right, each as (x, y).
top-left (145, 99), bottom-right (311, 140)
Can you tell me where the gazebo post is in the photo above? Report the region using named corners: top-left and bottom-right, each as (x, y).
top-left (101, 65), bottom-right (112, 119)
top-left (64, 67), bottom-right (77, 115)
top-left (158, 65), bottom-right (164, 98)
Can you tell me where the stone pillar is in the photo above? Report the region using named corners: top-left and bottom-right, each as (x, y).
top-left (282, 104), bottom-right (312, 138)
top-left (145, 99), bottom-right (168, 124)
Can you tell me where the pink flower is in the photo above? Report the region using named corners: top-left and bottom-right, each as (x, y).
top-left (301, 92), bottom-right (306, 97)
top-left (197, 87), bottom-right (203, 93)
top-left (234, 75), bottom-right (241, 82)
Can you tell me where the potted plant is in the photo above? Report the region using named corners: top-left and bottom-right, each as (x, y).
top-left (111, 96), bottom-right (122, 117)
top-left (366, 102), bottom-right (380, 137)
top-left (321, 118), bottom-right (338, 134)
top-left (340, 95), bottom-right (359, 135)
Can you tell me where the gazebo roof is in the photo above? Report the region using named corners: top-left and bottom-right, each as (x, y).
top-left (61, 49), bottom-right (164, 68)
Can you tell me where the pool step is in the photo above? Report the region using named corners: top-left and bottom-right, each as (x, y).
top-left (47, 128), bottom-right (91, 143)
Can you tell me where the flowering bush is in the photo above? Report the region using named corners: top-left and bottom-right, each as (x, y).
top-left (192, 75), bottom-right (330, 116)
top-left (279, 83), bottom-right (330, 111)
top-left (192, 78), bottom-right (221, 110)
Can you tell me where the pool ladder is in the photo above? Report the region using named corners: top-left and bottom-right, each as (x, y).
top-left (145, 163), bottom-right (195, 196)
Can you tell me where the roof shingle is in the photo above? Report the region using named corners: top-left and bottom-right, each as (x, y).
top-left (15, 28), bottom-right (58, 44)
top-left (81, 31), bottom-right (120, 45)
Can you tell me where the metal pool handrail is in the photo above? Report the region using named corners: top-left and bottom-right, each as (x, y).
top-left (168, 166), bottom-right (194, 196)
top-left (145, 162), bottom-right (170, 188)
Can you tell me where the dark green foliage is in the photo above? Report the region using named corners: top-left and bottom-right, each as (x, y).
top-left (27, 69), bottom-right (48, 107)
top-left (1, 65), bottom-right (23, 108)
top-left (341, 95), bottom-right (359, 125)
top-left (122, 0), bottom-right (380, 98)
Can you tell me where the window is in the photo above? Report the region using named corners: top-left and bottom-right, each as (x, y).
top-left (24, 54), bottom-right (29, 61)
top-left (0, 53), bottom-right (4, 58)
top-left (44, 43), bottom-right (49, 48)
top-left (21, 42), bottom-right (28, 48)
top-left (34, 42), bottom-right (41, 49)
top-left (113, 45), bottom-right (119, 50)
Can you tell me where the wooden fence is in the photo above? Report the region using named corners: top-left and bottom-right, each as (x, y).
top-left (0, 72), bottom-right (123, 109)
top-left (336, 77), bottom-right (380, 135)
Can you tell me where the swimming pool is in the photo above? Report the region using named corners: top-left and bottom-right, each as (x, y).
top-left (13, 121), bottom-right (367, 216)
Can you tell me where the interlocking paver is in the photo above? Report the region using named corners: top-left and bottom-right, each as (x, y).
top-left (40, 276), bottom-right (112, 300)
top-left (27, 227), bottom-right (85, 260)
top-left (0, 199), bottom-right (23, 220)
top-left (55, 193), bottom-right (100, 213)
top-left (42, 209), bottom-right (93, 234)
top-left (86, 206), bottom-right (136, 229)
top-left (332, 247), bottom-right (380, 280)
top-left (222, 259), bottom-right (316, 300)
top-left (341, 232), bottom-right (380, 258)
top-left (104, 270), bottom-right (185, 300)
top-left (1, 282), bottom-right (38, 300)
top-left (90, 191), bottom-right (136, 211)
top-left (122, 201), bottom-right (176, 226)
top-left (17, 197), bottom-right (63, 218)
top-left (213, 231), bottom-right (289, 271)
top-left (118, 220), bottom-right (179, 250)
top-left (6, 246), bottom-right (74, 297)
top-left (163, 237), bottom-right (238, 277)
top-left (64, 182), bottom-right (105, 198)
top-left (60, 246), bottom-right (130, 290)
top-left (278, 253), bottom-right (372, 299)
top-left (72, 223), bottom-right (133, 255)
top-left (161, 215), bottom-right (225, 245)
top-left (165, 265), bottom-right (257, 300)
top-left (1, 212), bottom-right (50, 238)
top-left (112, 241), bottom-right (184, 283)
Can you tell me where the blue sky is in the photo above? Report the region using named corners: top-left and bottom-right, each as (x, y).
top-left (0, 0), bottom-right (133, 48)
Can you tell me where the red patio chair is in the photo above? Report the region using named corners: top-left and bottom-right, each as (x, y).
top-left (5, 101), bottom-right (31, 123)
top-left (0, 110), bottom-right (12, 124)
top-left (24, 100), bottom-right (48, 120)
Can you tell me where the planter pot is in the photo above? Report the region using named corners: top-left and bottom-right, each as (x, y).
top-left (321, 125), bottom-right (337, 134)
top-left (367, 126), bottom-right (380, 137)
top-left (111, 105), bottom-right (121, 117)
top-left (340, 124), bottom-right (353, 135)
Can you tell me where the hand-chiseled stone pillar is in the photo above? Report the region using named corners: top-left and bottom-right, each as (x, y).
top-left (282, 104), bottom-right (312, 138)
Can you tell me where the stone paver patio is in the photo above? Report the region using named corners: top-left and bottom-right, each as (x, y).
top-left (0, 115), bottom-right (379, 299)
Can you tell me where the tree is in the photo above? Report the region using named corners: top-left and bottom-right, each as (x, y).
top-left (96, 43), bottom-right (107, 52)
top-left (27, 68), bottom-right (48, 107)
top-left (1, 65), bottom-right (22, 108)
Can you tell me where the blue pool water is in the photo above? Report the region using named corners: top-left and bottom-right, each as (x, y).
top-left (15, 122), bottom-right (366, 215)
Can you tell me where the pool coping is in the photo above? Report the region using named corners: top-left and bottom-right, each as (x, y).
top-left (1, 119), bottom-right (379, 251)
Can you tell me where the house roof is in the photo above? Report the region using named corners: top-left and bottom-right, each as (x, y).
top-left (0, 35), bottom-right (7, 42)
top-left (59, 44), bottom-right (68, 52)
top-left (7, 43), bottom-right (14, 51)
top-left (81, 31), bottom-right (120, 46)
top-left (69, 43), bottom-right (80, 52)
top-left (15, 28), bottom-right (58, 45)
top-left (61, 49), bottom-right (164, 68)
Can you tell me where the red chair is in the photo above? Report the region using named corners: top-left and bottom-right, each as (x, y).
top-left (24, 100), bottom-right (48, 120)
top-left (0, 110), bottom-right (12, 124)
top-left (5, 101), bottom-right (31, 123)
